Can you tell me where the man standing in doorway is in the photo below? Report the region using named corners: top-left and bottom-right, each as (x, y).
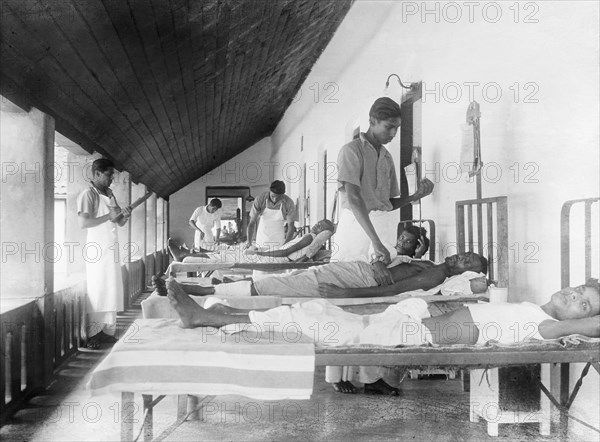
top-left (335, 97), bottom-right (434, 264)
top-left (77, 158), bottom-right (131, 349)
top-left (189, 198), bottom-right (223, 251)
top-left (246, 180), bottom-right (296, 249)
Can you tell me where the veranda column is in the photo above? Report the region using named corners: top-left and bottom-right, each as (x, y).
top-left (0, 102), bottom-right (55, 384)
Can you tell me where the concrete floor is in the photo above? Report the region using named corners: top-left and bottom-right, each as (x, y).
top-left (0, 293), bottom-right (583, 441)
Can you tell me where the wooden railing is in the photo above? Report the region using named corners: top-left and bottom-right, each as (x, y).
top-left (123, 259), bottom-right (144, 310)
top-left (144, 253), bottom-right (155, 289)
top-left (1, 282), bottom-right (88, 422)
top-left (1, 250), bottom-right (170, 421)
top-left (1, 301), bottom-right (43, 421)
top-left (52, 283), bottom-right (86, 368)
top-left (456, 196), bottom-right (508, 287)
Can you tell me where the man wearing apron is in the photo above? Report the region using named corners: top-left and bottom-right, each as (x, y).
top-left (188, 198), bottom-right (222, 251)
top-left (77, 158), bottom-right (131, 349)
top-left (329, 97), bottom-right (434, 393)
top-left (246, 180), bottom-right (296, 249)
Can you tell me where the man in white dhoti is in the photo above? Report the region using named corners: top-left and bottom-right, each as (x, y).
top-left (77, 158), bottom-right (131, 349)
top-left (189, 198), bottom-right (223, 251)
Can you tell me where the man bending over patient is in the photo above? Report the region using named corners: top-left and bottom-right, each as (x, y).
top-left (242, 219), bottom-right (334, 262)
top-left (165, 277), bottom-right (600, 345)
top-left (169, 219), bottom-right (335, 264)
top-left (153, 251), bottom-right (487, 300)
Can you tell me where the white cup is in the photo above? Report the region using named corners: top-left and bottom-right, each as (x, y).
top-left (488, 287), bottom-right (508, 304)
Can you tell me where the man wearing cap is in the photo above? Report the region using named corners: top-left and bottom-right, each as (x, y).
top-left (335, 97), bottom-right (434, 265)
top-left (246, 180), bottom-right (296, 248)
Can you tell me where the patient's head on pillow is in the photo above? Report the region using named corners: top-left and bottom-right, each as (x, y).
top-left (548, 278), bottom-right (600, 320)
top-left (311, 219), bottom-right (335, 235)
top-left (445, 252), bottom-right (488, 276)
top-left (396, 226), bottom-right (429, 257)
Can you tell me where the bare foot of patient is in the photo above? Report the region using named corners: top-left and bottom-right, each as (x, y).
top-left (152, 275), bottom-right (167, 296)
top-left (166, 278), bottom-right (214, 328)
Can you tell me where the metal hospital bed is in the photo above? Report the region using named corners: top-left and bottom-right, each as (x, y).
top-left (88, 197), bottom-right (600, 441)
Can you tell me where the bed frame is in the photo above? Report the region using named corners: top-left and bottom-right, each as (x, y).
top-left (456, 196), bottom-right (508, 286)
top-left (553, 196), bottom-right (600, 435)
top-left (119, 337), bottom-right (599, 442)
top-left (101, 197), bottom-right (600, 441)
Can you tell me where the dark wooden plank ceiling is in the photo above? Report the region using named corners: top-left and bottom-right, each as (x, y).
top-left (0, 0), bottom-right (353, 198)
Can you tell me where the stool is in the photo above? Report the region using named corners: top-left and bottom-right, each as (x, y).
top-left (470, 364), bottom-right (551, 436)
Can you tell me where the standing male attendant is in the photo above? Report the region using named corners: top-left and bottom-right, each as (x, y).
top-left (246, 180), bottom-right (296, 249)
top-left (77, 158), bottom-right (131, 349)
top-left (329, 97), bottom-right (434, 393)
top-left (335, 97), bottom-right (434, 264)
top-left (189, 198), bottom-right (223, 251)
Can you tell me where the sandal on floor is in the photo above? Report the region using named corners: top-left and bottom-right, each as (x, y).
top-left (332, 380), bottom-right (357, 394)
top-left (94, 331), bottom-right (118, 344)
top-left (100, 333), bottom-right (118, 344)
top-left (364, 379), bottom-right (400, 396)
top-left (86, 336), bottom-right (102, 350)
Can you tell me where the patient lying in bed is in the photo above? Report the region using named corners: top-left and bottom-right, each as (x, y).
top-left (166, 277), bottom-right (600, 345)
top-left (154, 251), bottom-right (488, 299)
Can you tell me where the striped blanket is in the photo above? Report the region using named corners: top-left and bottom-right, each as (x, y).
top-left (88, 319), bottom-right (315, 400)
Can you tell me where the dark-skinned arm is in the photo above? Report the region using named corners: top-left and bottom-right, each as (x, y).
top-left (538, 316), bottom-right (600, 339)
top-left (283, 212), bottom-right (296, 244)
top-left (254, 234), bottom-right (313, 258)
top-left (319, 266), bottom-right (447, 298)
top-left (107, 190), bottom-right (130, 227)
top-left (246, 211), bottom-right (260, 246)
top-left (389, 178), bottom-right (435, 210)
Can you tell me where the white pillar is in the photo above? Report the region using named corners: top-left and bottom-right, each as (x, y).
top-left (1, 101), bottom-right (55, 383)
top-left (1, 103), bottom-right (54, 299)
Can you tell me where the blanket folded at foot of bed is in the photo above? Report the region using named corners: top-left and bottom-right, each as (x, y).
top-left (88, 318), bottom-right (315, 400)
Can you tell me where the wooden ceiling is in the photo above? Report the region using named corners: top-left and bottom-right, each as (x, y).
top-left (0, 0), bottom-right (353, 198)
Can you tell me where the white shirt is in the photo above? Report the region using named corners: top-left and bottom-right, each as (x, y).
top-left (190, 205), bottom-right (222, 231)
